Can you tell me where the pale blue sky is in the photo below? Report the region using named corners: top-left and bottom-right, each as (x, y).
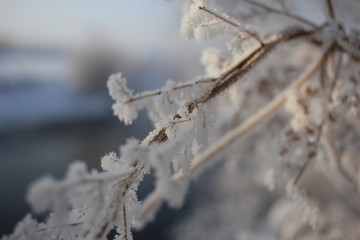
top-left (0, 0), bottom-right (183, 53)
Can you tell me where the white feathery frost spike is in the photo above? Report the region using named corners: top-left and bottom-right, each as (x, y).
top-left (107, 73), bottom-right (138, 125)
top-left (101, 152), bottom-right (126, 171)
top-left (107, 73), bottom-right (132, 102)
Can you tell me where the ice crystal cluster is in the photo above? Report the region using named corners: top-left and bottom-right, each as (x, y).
top-left (3, 0), bottom-right (360, 239)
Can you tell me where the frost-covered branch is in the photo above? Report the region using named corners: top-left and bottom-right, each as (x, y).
top-left (139, 45), bottom-right (330, 224)
top-left (123, 78), bottom-right (216, 104)
top-left (4, 0), bottom-right (360, 239)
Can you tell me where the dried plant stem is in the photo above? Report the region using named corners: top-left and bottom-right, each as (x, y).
top-left (138, 188), bottom-right (163, 223)
top-left (328, 52), bottom-right (343, 102)
top-left (140, 47), bottom-right (328, 222)
top-left (188, 44), bottom-right (267, 112)
top-left (122, 204), bottom-right (129, 240)
top-left (325, 0), bottom-right (335, 19)
top-left (124, 78), bottom-right (216, 104)
top-left (198, 6), bottom-right (264, 45)
top-left (319, 57), bottom-right (327, 87)
top-left (188, 27), bottom-right (312, 113)
top-left (294, 123), bottom-right (324, 185)
top-left (150, 28), bottom-right (316, 142)
top-left (181, 50), bottom-right (326, 178)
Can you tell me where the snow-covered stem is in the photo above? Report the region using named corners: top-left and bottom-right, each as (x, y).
top-left (124, 78), bottom-right (216, 104)
top-left (189, 46), bottom-right (329, 175)
top-left (187, 26), bottom-right (316, 113)
top-left (197, 6), bottom-right (264, 45)
top-left (328, 51), bottom-right (343, 102)
top-left (140, 46), bottom-right (330, 221)
top-left (5, 1), bottom-right (360, 239)
top-left (325, 0), bottom-right (335, 19)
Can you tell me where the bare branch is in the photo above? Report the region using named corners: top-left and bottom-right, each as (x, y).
top-left (325, 0), bottom-right (335, 19)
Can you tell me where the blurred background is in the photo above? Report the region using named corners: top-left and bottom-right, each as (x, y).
top-left (0, 0), bottom-right (216, 238)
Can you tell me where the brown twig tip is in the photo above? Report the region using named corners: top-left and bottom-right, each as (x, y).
top-left (122, 204), bottom-right (129, 240)
top-left (150, 128), bottom-right (168, 143)
top-left (325, 0), bottom-right (335, 19)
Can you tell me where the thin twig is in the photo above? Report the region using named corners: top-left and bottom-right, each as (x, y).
top-left (329, 51), bottom-right (343, 102)
top-left (198, 6), bottom-right (264, 45)
top-left (187, 44), bottom-right (266, 112)
top-left (319, 56), bottom-right (327, 87)
top-left (139, 189), bottom-right (162, 222)
top-left (325, 0), bottom-right (335, 19)
top-left (173, 79), bottom-right (216, 91)
top-left (199, 6), bottom-right (238, 28)
top-left (122, 204), bottom-right (129, 240)
top-left (294, 123), bottom-right (324, 185)
top-left (242, 0), bottom-right (317, 28)
top-left (124, 78), bottom-right (216, 104)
